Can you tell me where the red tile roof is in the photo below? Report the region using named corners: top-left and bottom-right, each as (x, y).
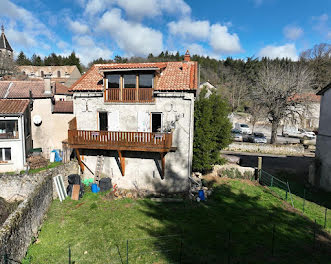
top-left (290, 93), bottom-right (321, 103)
top-left (70, 61), bottom-right (198, 92)
top-left (0, 81), bottom-right (51, 98)
top-left (0, 99), bottom-right (29, 114)
top-left (54, 82), bottom-right (72, 95)
top-left (52, 101), bottom-right (73, 113)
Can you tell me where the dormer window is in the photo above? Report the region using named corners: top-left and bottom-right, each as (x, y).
top-left (139, 74), bottom-right (153, 88)
top-left (123, 74), bottom-right (136, 88)
top-left (107, 74), bottom-right (120, 88)
top-left (57, 71), bottom-right (61, 77)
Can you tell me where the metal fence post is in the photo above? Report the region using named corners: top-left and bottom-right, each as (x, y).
top-left (303, 189), bottom-right (306, 213)
top-left (324, 208), bottom-right (327, 229)
top-left (313, 219), bottom-right (316, 252)
top-left (126, 240), bottom-right (129, 264)
top-left (69, 245), bottom-right (71, 264)
top-left (270, 176), bottom-right (273, 187)
top-left (271, 224), bottom-right (275, 257)
top-left (258, 157), bottom-right (262, 182)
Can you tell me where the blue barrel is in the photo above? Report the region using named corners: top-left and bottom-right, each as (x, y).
top-left (91, 183), bottom-right (100, 193)
top-left (198, 189), bottom-right (205, 201)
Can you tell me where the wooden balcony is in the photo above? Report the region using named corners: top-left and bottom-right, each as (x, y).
top-left (104, 88), bottom-right (154, 103)
top-left (68, 130), bottom-right (173, 153)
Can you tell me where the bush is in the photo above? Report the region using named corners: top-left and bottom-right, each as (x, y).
top-left (193, 88), bottom-right (232, 173)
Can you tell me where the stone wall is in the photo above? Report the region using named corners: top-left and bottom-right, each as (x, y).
top-left (0, 161), bottom-right (79, 262)
top-left (226, 142), bottom-right (304, 156)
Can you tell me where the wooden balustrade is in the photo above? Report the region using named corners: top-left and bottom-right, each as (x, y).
top-left (104, 88), bottom-right (154, 102)
top-left (68, 130), bottom-right (172, 152)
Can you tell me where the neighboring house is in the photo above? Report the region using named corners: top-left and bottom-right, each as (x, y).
top-left (0, 99), bottom-right (31, 172)
top-left (198, 81), bottom-right (215, 98)
top-left (18, 65), bottom-right (81, 87)
top-left (68, 53), bottom-right (198, 192)
top-left (282, 93), bottom-right (321, 131)
top-left (53, 81), bottom-right (73, 101)
top-left (0, 80), bottom-right (74, 156)
top-left (315, 83), bottom-right (331, 191)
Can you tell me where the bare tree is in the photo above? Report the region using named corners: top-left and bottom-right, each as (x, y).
top-left (0, 52), bottom-right (17, 77)
top-left (252, 62), bottom-right (314, 144)
top-left (225, 72), bottom-right (248, 111)
top-left (247, 104), bottom-right (267, 133)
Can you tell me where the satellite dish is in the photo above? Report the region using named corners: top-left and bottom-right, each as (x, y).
top-left (33, 115), bottom-right (42, 126)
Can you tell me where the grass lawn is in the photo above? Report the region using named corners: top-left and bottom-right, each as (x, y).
top-left (23, 178), bottom-right (331, 264)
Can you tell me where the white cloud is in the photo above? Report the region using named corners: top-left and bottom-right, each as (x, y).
top-left (258, 43), bottom-right (298, 60)
top-left (283, 25), bottom-right (303, 40)
top-left (209, 24), bottom-right (242, 54)
top-left (68, 19), bottom-right (89, 34)
top-left (312, 14), bottom-right (331, 39)
top-left (84, 0), bottom-right (190, 18)
top-left (98, 8), bottom-right (163, 57)
top-left (57, 40), bottom-right (69, 49)
top-left (73, 35), bottom-right (113, 65)
top-left (187, 43), bottom-right (206, 56)
top-left (168, 19), bottom-right (210, 40)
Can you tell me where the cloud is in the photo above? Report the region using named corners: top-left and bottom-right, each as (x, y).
top-left (98, 8), bottom-right (163, 57)
top-left (68, 19), bottom-right (89, 34)
top-left (72, 35), bottom-right (113, 65)
top-left (312, 14), bottom-right (331, 39)
top-left (283, 25), bottom-right (303, 40)
top-left (84, 0), bottom-right (190, 18)
top-left (258, 43), bottom-right (298, 60)
top-left (168, 19), bottom-right (210, 40)
top-left (209, 24), bottom-right (242, 54)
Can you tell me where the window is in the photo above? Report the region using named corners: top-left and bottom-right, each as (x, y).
top-left (41, 70), bottom-right (44, 77)
top-left (107, 74), bottom-right (120, 88)
top-left (139, 74), bottom-right (153, 88)
top-left (123, 74), bottom-right (136, 88)
top-left (0, 148), bottom-right (11, 162)
top-left (57, 71), bottom-right (61, 78)
top-left (0, 120), bottom-right (19, 139)
top-left (152, 113), bottom-right (162, 132)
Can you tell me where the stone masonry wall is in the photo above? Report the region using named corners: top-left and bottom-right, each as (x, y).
top-left (0, 161), bottom-right (79, 262)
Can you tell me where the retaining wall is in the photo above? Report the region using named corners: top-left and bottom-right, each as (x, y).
top-left (226, 142), bottom-right (304, 155)
top-left (0, 161), bottom-right (79, 262)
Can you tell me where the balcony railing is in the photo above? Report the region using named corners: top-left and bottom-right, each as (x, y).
top-left (68, 130), bottom-right (172, 152)
top-left (104, 88), bottom-right (154, 103)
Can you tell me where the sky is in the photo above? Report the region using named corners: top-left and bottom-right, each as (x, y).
top-left (0, 0), bottom-right (330, 65)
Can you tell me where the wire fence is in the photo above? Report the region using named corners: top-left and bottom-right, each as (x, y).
top-left (259, 169), bottom-right (330, 232)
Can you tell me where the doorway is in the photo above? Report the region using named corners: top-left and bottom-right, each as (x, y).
top-left (99, 112), bottom-right (108, 131)
top-left (152, 113), bottom-right (162, 132)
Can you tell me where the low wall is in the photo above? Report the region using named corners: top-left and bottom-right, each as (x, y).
top-left (226, 142), bottom-right (304, 155)
top-left (0, 161), bottom-right (79, 262)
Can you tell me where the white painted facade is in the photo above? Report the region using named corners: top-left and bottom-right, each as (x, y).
top-left (73, 91), bottom-right (195, 192)
top-left (0, 115), bottom-right (29, 172)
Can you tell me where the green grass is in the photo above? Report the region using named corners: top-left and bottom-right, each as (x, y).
top-left (23, 179), bottom-right (331, 264)
top-left (20, 162), bottom-right (63, 174)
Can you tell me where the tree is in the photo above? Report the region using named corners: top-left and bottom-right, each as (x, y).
top-left (252, 62), bottom-right (314, 144)
top-left (16, 51), bottom-right (31, 65)
top-left (31, 54), bottom-right (43, 66)
top-left (0, 52), bottom-right (17, 77)
top-left (193, 88), bottom-right (232, 173)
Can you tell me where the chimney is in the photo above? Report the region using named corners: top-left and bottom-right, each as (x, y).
top-left (44, 77), bottom-right (52, 95)
top-left (184, 50), bottom-right (190, 62)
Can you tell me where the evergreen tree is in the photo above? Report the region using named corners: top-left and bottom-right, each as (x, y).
top-left (16, 51), bottom-right (31, 65)
top-left (193, 88), bottom-right (232, 173)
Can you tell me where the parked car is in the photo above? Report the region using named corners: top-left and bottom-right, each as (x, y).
top-left (234, 123), bottom-right (251, 134)
top-left (282, 127), bottom-right (316, 139)
top-left (231, 129), bottom-right (243, 142)
top-left (249, 132), bottom-right (267, 144)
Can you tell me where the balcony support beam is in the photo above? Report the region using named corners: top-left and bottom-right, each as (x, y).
top-left (160, 152), bottom-right (165, 180)
top-left (118, 150), bottom-right (125, 176)
top-left (75, 148), bottom-right (85, 173)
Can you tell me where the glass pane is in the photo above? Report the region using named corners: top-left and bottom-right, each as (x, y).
top-left (139, 74), bottom-right (153, 88)
top-left (0, 120), bottom-right (18, 138)
top-left (123, 74), bottom-right (136, 88)
top-left (4, 148), bottom-right (11, 161)
top-left (107, 74), bottom-right (120, 88)
top-left (0, 149), bottom-right (3, 161)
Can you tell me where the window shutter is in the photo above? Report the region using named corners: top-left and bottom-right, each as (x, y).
top-left (138, 112), bottom-right (150, 132)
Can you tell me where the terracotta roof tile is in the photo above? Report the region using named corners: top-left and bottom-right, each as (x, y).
top-left (0, 99), bottom-right (29, 114)
top-left (52, 101), bottom-right (73, 113)
top-left (54, 82), bottom-right (72, 95)
top-left (70, 61), bottom-right (198, 92)
top-left (290, 93), bottom-right (321, 103)
top-left (0, 81), bottom-right (51, 98)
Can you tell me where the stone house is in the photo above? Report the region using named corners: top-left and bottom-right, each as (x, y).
top-left (0, 80), bottom-right (74, 157)
top-left (0, 99), bottom-right (31, 172)
top-left (315, 83), bottom-right (331, 191)
top-left (68, 53), bottom-right (198, 192)
top-left (18, 65), bottom-right (81, 87)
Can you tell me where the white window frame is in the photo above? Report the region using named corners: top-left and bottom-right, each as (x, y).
top-left (0, 148), bottom-right (11, 162)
